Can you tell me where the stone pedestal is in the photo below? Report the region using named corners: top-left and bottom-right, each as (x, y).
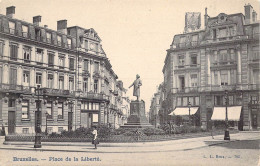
top-left (121, 100), bottom-right (153, 128)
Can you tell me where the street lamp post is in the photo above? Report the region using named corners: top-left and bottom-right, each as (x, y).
top-left (34, 85), bottom-right (42, 148)
top-left (45, 112), bottom-right (48, 135)
top-left (188, 102), bottom-right (191, 126)
top-left (224, 90), bottom-right (230, 140)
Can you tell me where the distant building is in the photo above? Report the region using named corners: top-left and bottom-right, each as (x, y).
top-left (163, 4), bottom-right (259, 130)
top-left (0, 6), bottom-right (129, 134)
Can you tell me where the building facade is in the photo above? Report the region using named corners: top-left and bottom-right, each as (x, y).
top-left (0, 6), bottom-right (129, 135)
top-left (162, 4), bottom-right (259, 130)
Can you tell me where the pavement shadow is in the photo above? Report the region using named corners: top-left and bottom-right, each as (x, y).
top-left (213, 139), bottom-right (260, 149)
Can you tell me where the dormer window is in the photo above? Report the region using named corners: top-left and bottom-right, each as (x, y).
top-left (84, 40), bottom-right (88, 50)
top-left (180, 36), bottom-right (186, 47)
top-left (67, 38), bottom-right (71, 49)
top-left (57, 35), bottom-right (62, 46)
top-left (46, 32), bottom-right (51, 43)
top-left (219, 28), bottom-right (227, 38)
top-left (9, 21), bottom-right (15, 34)
top-left (22, 25), bottom-right (28, 38)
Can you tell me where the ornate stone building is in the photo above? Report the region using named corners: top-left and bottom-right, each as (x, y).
top-left (163, 4), bottom-right (259, 130)
top-left (0, 6), bottom-right (129, 134)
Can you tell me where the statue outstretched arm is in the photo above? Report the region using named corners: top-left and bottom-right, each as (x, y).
top-left (129, 83), bottom-right (134, 89)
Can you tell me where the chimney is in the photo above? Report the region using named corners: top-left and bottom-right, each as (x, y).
top-left (244, 3), bottom-right (253, 24)
top-left (204, 7), bottom-right (208, 27)
top-left (252, 10), bottom-right (257, 22)
top-left (6, 6), bottom-right (15, 18)
top-left (44, 25), bottom-right (48, 28)
top-left (57, 20), bottom-right (67, 35)
top-left (33, 16), bottom-right (42, 26)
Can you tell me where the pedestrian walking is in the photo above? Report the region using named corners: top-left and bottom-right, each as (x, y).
top-left (92, 126), bottom-right (99, 149)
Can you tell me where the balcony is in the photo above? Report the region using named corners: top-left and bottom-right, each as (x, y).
top-left (78, 91), bottom-right (109, 101)
top-left (0, 84), bottom-right (32, 93)
top-left (211, 60), bottom-right (236, 67)
top-left (41, 88), bottom-right (75, 97)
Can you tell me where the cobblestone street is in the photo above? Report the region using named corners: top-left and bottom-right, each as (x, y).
top-left (0, 132), bottom-right (259, 166)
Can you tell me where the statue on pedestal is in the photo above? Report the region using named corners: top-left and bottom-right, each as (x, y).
top-left (129, 74), bottom-right (142, 101)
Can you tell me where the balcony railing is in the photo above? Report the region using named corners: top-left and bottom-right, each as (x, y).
top-left (211, 60), bottom-right (236, 66)
top-left (78, 91), bottom-right (109, 101)
top-left (42, 88), bottom-right (75, 97)
top-left (0, 84), bottom-right (32, 93)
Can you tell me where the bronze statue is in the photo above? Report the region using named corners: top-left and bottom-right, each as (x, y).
top-left (129, 74), bottom-right (142, 101)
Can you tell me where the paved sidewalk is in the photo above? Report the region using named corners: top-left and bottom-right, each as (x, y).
top-left (1, 132), bottom-right (259, 153)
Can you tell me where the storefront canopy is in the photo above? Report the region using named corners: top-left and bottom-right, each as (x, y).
top-left (211, 106), bottom-right (242, 121)
top-left (168, 107), bottom-right (199, 116)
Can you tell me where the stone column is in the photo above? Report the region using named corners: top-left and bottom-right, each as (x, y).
top-left (43, 49), bottom-right (48, 67)
top-left (31, 46), bottom-right (36, 65)
top-left (236, 45), bottom-right (242, 86)
top-left (53, 71), bottom-right (58, 89)
top-left (64, 74), bottom-right (68, 90)
top-left (206, 48), bottom-right (211, 85)
top-left (30, 68), bottom-right (35, 87)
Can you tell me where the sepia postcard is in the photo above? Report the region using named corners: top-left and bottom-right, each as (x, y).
top-left (0, 0), bottom-right (259, 165)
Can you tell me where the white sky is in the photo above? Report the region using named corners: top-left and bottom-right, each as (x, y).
top-left (0, 0), bottom-right (259, 112)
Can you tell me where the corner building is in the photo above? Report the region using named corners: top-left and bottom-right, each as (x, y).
top-left (0, 6), bottom-right (129, 134)
top-left (163, 4), bottom-right (259, 130)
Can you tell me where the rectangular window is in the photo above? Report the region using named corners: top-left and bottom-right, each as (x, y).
top-left (213, 29), bottom-right (217, 40)
top-left (46, 102), bottom-right (53, 119)
top-left (252, 46), bottom-right (260, 61)
top-left (69, 57), bottom-right (75, 70)
top-left (48, 53), bottom-right (55, 67)
top-left (228, 96), bottom-right (234, 105)
top-left (178, 55), bottom-right (185, 67)
top-left (179, 76), bottom-right (185, 91)
top-left (84, 60), bottom-right (89, 71)
top-left (251, 95), bottom-right (259, 104)
top-left (10, 44), bottom-right (18, 61)
top-left (213, 71), bottom-right (218, 85)
top-left (58, 56), bottom-right (64, 69)
top-left (195, 96), bottom-right (199, 105)
top-left (188, 97), bottom-right (194, 106)
top-left (219, 28), bottom-right (227, 38)
top-left (47, 127), bottom-right (53, 134)
top-left (69, 76), bottom-right (74, 91)
top-left (23, 46), bottom-right (31, 63)
top-left (22, 25), bottom-right (28, 38)
top-left (94, 62), bottom-right (99, 73)
top-left (59, 75), bottom-right (64, 90)
top-left (190, 74), bottom-right (198, 87)
top-left (47, 74), bottom-right (53, 88)
top-left (36, 48), bottom-right (43, 64)
top-left (23, 71), bottom-right (30, 86)
top-left (219, 50), bottom-right (228, 63)
top-left (58, 102), bottom-right (64, 119)
top-left (220, 70), bottom-right (228, 85)
top-left (67, 38), bottom-right (71, 49)
top-left (57, 35), bottom-right (62, 46)
top-left (190, 56), bottom-right (197, 67)
top-left (230, 49), bottom-right (235, 62)
top-left (180, 36), bottom-right (186, 43)
top-left (214, 96), bottom-right (222, 105)
top-left (83, 78), bottom-right (88, 92)
top-left (0, 42), bottom-right (3, 57)
top-left (22, 100), bottom-right (29, 119)
top-left (229, 26), bottom-right (236, 36)
top-left (177, 97), bottom-right (182, 106)
top-left (253, 69), bottom-right (260, 85)
top-left (230, 70), bottom-right (236, 85)
top-left (191, 35), bottom-right (198, 46)
top-left (183, 97), bottom-right (187, 106)
top-left (8, 99), bottom-right (15, 107)
top-left (36, 73), bottom-right (42, 86)
top-left (22, 128), bottom-right (29, 134)
top-left (93, 103), bottom-right (100, 110)
top-left (9, 21), bottom-right (15, 34)
top-left (35, 29), bottom-right (41, 41)
top-left (94, 79), bottom-right (98, 93)
top-left (93, 114), bottom-right (99, 123)
top-left (46, 32), bottom-right (51, 43)
top-left (9, 68), bottom-right (17, 85)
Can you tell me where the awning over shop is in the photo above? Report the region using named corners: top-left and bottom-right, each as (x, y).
top-left (211, 106), bottom-right (242, 121)
top-left (168, 107), bottom-right (199, 116)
